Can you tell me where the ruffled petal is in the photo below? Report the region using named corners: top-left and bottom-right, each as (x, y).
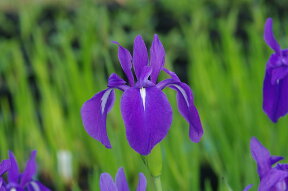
top-left (136, 173), bottom-right (147, 191)
top-left (133, 35), bottom-right (148, 80)
top-left (115, 168), bottom-right (129, 191)
top-left (81, 88), bottom-right (115, 148)
top-left (121, 86), bottom-right (172, 155)
top-left (8, 152), bottom-right (20, 183)
top-left (264, 18), bottom-right (281, 53)
top-left (100, 173), bottom-right (117, 191)
top-left (27, 181), bottom-right (50, 191)
top-left (243, 184), bottom-right (253, 191)
top-left (259, 168), bottom-right (288, 191)
top-left (250, 137), bottom-right (273, 179)
top-left (150, 34), bottom-right (165, 83)
top-left (0, 159), bottom-right (10, 176)
top-left (263, 71), bottom-right (288, 122)
top-left (20, 151), bottom-right (37, 187)
top-left (115, 43), bottom-right (135, 86)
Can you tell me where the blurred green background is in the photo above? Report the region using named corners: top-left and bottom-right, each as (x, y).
top-left (1, 0), bottom-right (288, 190)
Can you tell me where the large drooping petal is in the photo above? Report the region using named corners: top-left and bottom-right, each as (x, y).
top-left (258, 168), bottom-right (288, 191)
top-left (0, 159), bottom-right (10, 175)
top-left (133, 35), bottom-right (148, 80)
top-left (116, 44), bottom-right (135, 86)
top-left (136, 173), bottom-right (147, 191)
top-left (116, 168), bottom-right (129, 191)
top-left (271, 67), bottom-right (288, 84)
top-left (8, 152), bottom-right (20, 183)
top-left (121, 86), bottom-right (172, 155)
top-left (20, 151), bottom-right (37, 187)
top-left (264, 18), bottom-right (281, 54)
top-left (157, 75), bottom-right (203, 143)
top-left (150, 35), bottom-right (165, 83)
top-left (81, 88), bottom-right (115, 148)
top-left (263, 71), bottom-right (288, 122)
top-left (100, 173), bottom-right (117, 191)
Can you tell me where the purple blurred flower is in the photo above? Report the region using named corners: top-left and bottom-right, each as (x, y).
top-left (263, 18), bottom-right (288, 122)
top-left (244, 137), bottom-right (288, 191)
top-left (81, 34), bottom-right (203, 155)
top-left (0, 159), bottom-right (11, 191)
top-left (4, 151), bottom-right (50, 191)
top-left (100, 168), bottom-right (146, 191)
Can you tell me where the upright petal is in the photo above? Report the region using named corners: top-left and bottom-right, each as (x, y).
top-left (150, 35), bottom-right (165, 83)
top-left (121, 87), bottom-right (172, 155)
top-left (263, 71), bottom-right (288, 122)
top-left (100, 173), bottom-right (117, 191)
top-left (0, 159), bottom-right (10, 175)
top-left (157, 78), bottom-right (203, 143)
top-left (133, 35), bottom-right (148, 80)
top-left (8, 152), bottom-right (20, 183)
top-left (243, 184), bottom-right (253, 191)
top-left (136, 173), bottom-right (147, 191)
top-left (264, 18), bottom-right (281, 53)
top-left (20, 151), bottom-right (37, 187)
top-left (81, 88), bottom-right (115, 148)
top-left (258, 168), bottom-right (288, 191)
top-left (250, 137), bottom-right (272, 178)
top-left (116, 44), bottom-right (135, 86)
top-left (115, 168), bottom-right (129, 191)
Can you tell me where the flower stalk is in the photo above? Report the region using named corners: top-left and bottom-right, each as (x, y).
top-left (141, 144), bottom-right (163, 191)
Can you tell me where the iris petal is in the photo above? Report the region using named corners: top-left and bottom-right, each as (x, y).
top-left (150, 34), bottom-right (165, 83)
top-left (116, 168), bottom-right (129, 191)
top-left (157, 75), bottom-right (203, 143)
top-left (264, 18), bottom-right (281, 53)
top-left (250, 137), bottom-right (272, 179)
top-left (0, 159), bottom-right (10, 175)
top-left (100, 173), bottom-right (117, 191)
top-left (133, 35), bottom-right (149, 80)
top-left (116, 45), bottom-right (135, 86)
top-left (81, 88), bottom-right (115, 148)
top-left (121, 87), bottom-right (172, 155)
top-left (136, 173), bottom-right (147, 191)
top-left (263, 71), bottom-right (288, 122)
top-left (20, 151), bottom-right (37, 186)
top-left (169, 82), bottom-right (203, 142)
top-left (259, 169), bottom-right (288, 191)
top-left (8, 152), bottom-right (20, 183)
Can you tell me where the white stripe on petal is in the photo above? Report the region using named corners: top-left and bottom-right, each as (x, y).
top-left (140, 88), bottom-right (146, 110)
top-left (173, 84), bottom-right (189, 107)
top-left (30, 182), bottom-right (40, 191)
top-left (101, 89), bottom-right (113, 114)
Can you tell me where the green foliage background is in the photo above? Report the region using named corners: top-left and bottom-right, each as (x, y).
top-left (0, 0), bottom-right (288, 190)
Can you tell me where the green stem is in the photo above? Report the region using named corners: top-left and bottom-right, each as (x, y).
top-left (153, 176), bottom-right (163, 191)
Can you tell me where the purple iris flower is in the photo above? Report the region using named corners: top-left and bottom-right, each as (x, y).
top-left (81, 34), bottom-right (203, 155)
top-left (244, 137), bottom-right (288, 191)
top-left (4, 151), bottom-right (50, 191)
top-left (0, 159), bottom-right (11, 191)
top-left (263, 18), bottom-right (288, 122)
top-left (100, 168), bottom-right (146, 191)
